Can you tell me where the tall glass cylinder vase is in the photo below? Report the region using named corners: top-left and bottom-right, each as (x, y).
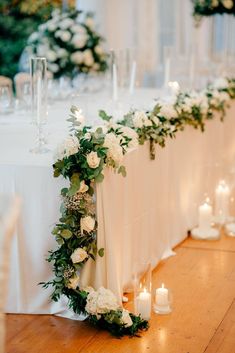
top-left (30, 57), bottom-right (49, 153)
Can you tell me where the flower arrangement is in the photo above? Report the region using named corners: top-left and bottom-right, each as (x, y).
top-left (43, 77), bottom-right (235, 337)
top-left (28, 9), bottom-right (108, 78)
top-left (193, 0), bottom-right (235, 18)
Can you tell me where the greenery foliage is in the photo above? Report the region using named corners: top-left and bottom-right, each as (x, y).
top-left (0, 0), bottom-right (74, 79)
top-left (192, 0), bottom-right (235, 18)
top-left (43, 78), bottom-right (235, 337)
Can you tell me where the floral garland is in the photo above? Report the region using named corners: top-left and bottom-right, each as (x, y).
top-left (27, 9), bottom-right (108, 78)
top-left (43, 77), bottom-right (235, 337)
top-left (193, 0), bottom-right (235, 19)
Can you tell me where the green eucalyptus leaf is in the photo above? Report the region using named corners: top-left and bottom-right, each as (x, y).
top-left (61, 229), bottom-right (73, 239)
top-left (98, 248), bottom-right (105, 257)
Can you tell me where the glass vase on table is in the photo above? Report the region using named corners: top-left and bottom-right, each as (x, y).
top-left (30, 57), bottom-right (49, 154)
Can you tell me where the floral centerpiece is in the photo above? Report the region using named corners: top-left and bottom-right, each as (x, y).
top-left (43, 78), bottom-right (235, 337)
top-left (27, 9), bottom-right (108, 78)
top-left (193, 0), bottom-right (235, 18)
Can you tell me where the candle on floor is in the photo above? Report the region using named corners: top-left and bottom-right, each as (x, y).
top-left (136, 288), bottom-right (151, 320)
top-left (155, 283), bottom-right (169, 306)
top-left (198, 199), bottom-right (212, 232)
top-left (154, 283), bottom-right (171, 314)
top-left (215, 180), bottom-right (229, 224)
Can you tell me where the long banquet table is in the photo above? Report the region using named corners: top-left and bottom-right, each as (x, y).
top-left (1, 90), bottom-right (235, 317)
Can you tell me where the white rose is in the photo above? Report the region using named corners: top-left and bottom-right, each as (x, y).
top-left (71, 248), bottom-right (88, 263)
top-left (55, 135), bottom-right (80, 160)
top-left (80, 215), bottom-right (95, 234)
top-left (71, 51), bottom-right (84, 64)
top-left (85, 17), bottom-right (94, 28)
top-left (84, 132), bottom-right (91, 140)
top-left (47, 20), bottom-right (57, 32)
top-left (153, 116), bottom-right (160, 125)
top-left (46, 50), bottom-right (57, 62)
top-left (60, 30), bottom-right (71, 42)
top-left (119, 126), bottom-right (139, 150)
top-left (107, 144), bottom-right (124, 165)
top-left (103, 132), bottom-right (120, 149)
top-left (67, 275), bottom-right (80, 289)
top-left (86, 151), bottom-right (100, 168)
top-left (133, 111), bottom-right (151, 128)
top-left (71, 33), bottom-right (88, 49)
top-left (121, 309), bottom-right (133, 327)
top-left (94, 46), bottom-right (103, 55)
top-left (78, 180), bottom-right (89, 193)
top-left (48, 63), bottom-right (59, 73)
top-left (55, 30), bottom-right (62, 38)
top-left (158, 104), bottom-right (177, 119)
top-left (212, 0), bottom-right (219, 7)
top-left (57, 48), bottom-right (68, 58)
top-left (60, 18), bottom-right (74, 30)
top-left (222, 0), bottom-right (233, 9)
top-left (83, 49), bottom-right (94, 67)
top-left (71, 24), bottom-right (87, 35)
top-left (213, 78), bottom-right (228, 89)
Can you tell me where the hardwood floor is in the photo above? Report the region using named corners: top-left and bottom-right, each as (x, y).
top-left (6, 234), bottom-right (235, 353)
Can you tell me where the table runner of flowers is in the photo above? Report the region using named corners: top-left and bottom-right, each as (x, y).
top-left (42, 77), bottom-right (235, 337)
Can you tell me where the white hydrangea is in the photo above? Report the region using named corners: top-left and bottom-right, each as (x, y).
top-left (158, 103), bottom-right (177, 119)
top-left (85, 287), bottom-right (120, 317)
top-left (133, 111), bottom-right (152, 128)
top-left (104, 132), bottom-right (124, 165)
top-left (71, 248), bottom-right (88, 263)
top-left (55, 135), bottom-right (80, 160)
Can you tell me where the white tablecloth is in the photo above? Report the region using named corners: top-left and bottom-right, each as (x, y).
top-left (1, 91), bottom-right (235, 315)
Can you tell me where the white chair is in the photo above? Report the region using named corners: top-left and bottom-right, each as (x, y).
top-left (0, 196), bottom-right (21, 353)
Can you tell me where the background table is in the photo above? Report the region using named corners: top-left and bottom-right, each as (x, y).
top-left (1, 91), bottom-right (235, 317)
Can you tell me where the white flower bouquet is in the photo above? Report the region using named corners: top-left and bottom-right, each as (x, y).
top-left (27, 9), bottom-right (108, 78)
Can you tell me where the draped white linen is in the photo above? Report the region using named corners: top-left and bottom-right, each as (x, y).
top-left (1, 96), bottom-right (235, 315)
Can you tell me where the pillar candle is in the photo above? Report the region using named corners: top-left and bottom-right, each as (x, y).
top-left (155, 283), bottom-right (169, 306)
top-left (215, 180), bottom-right (230, 224)
top-left (198, 201), bottom-right (212, 232)
top-left (136, 288), bottom-right (151, 320)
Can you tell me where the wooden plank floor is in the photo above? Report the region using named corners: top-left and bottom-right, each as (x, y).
top-left (6, 234), bottom-right (235, 353)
